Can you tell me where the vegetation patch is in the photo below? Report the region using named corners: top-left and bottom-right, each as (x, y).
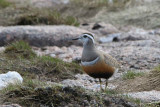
top-left (0, 0), bottom-right (10, 8)
top-left (31, 55), bottom-right (82, 82)
top-left (16, 9), bottom-right (79, 26)
top-left (122, 70), bottom-right (144, 80)
top-left (1, 82), bottom-right (137, 107)
top-left (121, 95), bottom-right (142, 106)
top-left (2, 41), bottom-right (82, 82)
top-left (137, 65), bottom-right (160, 91)
top-left (4, 41), bottom-right (36, 59)
top-left (105, 89), bottom-right (118, 96)
top-left (145, 101), bottom-right (160, 107)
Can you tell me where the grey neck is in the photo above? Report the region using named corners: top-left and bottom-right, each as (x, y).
top-left (82, 40), bottom-right (98, 62)
top-left (83, 40), bottom-right (95, 51)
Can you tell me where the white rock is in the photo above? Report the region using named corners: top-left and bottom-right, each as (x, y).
top-left (0, 71), bottom-right (23, 90)
top-left (125, 90), bottom-right (160, 102)
top-left (0, 47), bottom-right (5, 53)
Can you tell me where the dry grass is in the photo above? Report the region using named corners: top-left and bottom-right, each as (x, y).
top-left (139, 65), bottom-right (160, 91)
top-left (92, 0), bottom-right (160, 29)
top-left (0, 0), bottom-right (146, 27)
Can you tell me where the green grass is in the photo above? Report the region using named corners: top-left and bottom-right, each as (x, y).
top-left (0, 79), bottom-right (46, 94)
top-left (155, 65), bottom-right (160, 72)
top-left (121, 95), bottom-right (142, 106)
top-left (4, 41), bottom-right (36, 59)
top-left (105, 89), bottom-right (118, 96)
top-left (0, 0), bottom-right (10, 8)
top-left (145, 101), bottom-right (160, 107)
top-left (1, 41), bottom-right (82, 82)
top-left (122, 71), bottom-right (144, 80)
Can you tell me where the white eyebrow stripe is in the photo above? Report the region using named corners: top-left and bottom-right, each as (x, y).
top-left (83, 34), bottom-right (95, 43)
top-left (81, 57), bottom-right (99, 66)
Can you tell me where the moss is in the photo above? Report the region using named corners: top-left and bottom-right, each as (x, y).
top-left (122, 70), bottom-right (144, 80)
top-left (4, 41), bottom-right (36, 59)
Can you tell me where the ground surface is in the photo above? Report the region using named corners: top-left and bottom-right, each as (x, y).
top-left (0, 0), bottom-right (160, 107)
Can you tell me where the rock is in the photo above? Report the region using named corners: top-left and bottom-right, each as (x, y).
top-left (21, 0), bottom-right (70, 8)
top-left (34, 45), bottom-right (82, 62)
top-left (81, 23), bottom-right (89, 26)
top-left (97, 23), bottom-right (120, 35)
top-left (80, 23), bottom-right (119, 37)
top-left (0, 71), bottom-right (23, 90)
top-left (92, 23), bottom-right (103, 30)
top-left (0, 25), bottom-right (89, 47)
top-left (0, 47), bottom-right (5, 53)
top-left (99, 33), bottom-right (121, 43)
top-left (125, 90), bottom-right (160, 102)
top-left (0, 104), bottom-right (22, 107)
top-left (121, 35), bottom-right (144, 41)
top-left (61, 74), bottom-right (117, 91)
top-left (149, 29), bottom-right (160, 35)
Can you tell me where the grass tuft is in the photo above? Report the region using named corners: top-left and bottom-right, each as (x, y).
top-left (145, 101), bottom-right (160, 107)
top-left (105, 89), bottom-right (118, 96)
top-left (16, 9), bottom-right (80, 26)
top-left (121, 95), bottom-right (142, 105)
top-left (122, 71), bottom-right (144, 80)
top-left (4, 41), bottom-right (36, 59)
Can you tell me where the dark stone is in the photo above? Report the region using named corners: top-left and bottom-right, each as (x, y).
top-left (92, 23), bottom-right (103, 30)
top-left (82, 23), bottom-right (89, 26)
top-left (122, 35), bottom-right (144, 41)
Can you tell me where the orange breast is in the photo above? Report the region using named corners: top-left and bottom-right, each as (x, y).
top-left (81, 60), bottom-right (115, 79)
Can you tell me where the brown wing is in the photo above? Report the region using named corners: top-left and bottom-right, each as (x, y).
top-left (103, 53), bottom-right (120, 68)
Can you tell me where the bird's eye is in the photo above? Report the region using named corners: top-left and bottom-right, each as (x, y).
top-left (83, 35), bottom-right (87, 38)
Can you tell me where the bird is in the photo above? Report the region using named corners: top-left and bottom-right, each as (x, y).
top-left (72, 33), bottom-right (120, 91)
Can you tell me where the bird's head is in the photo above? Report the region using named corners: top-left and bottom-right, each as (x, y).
top-left (72, 33), bottom-right (95, 46)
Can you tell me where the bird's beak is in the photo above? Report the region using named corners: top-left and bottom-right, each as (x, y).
top-left (72, 37), bottom-right (80, 40)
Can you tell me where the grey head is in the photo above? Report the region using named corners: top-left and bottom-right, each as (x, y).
top-left (72, 33), bottom-right (95, 46)
top-left (72, 33), bottom-right (99, 63)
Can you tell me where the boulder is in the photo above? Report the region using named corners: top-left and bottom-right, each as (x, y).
top-left (0, 71), bottom-right (23, 90)
top-left (0, 25), bottom-right (89, 47)
top-left (80, 23), bottom-right (119, 37)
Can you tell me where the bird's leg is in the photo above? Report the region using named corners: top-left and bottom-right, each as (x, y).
top-left (105, 79), bottom-right (108, 91)
top-left (99, 78), bottom-right (103, 91)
